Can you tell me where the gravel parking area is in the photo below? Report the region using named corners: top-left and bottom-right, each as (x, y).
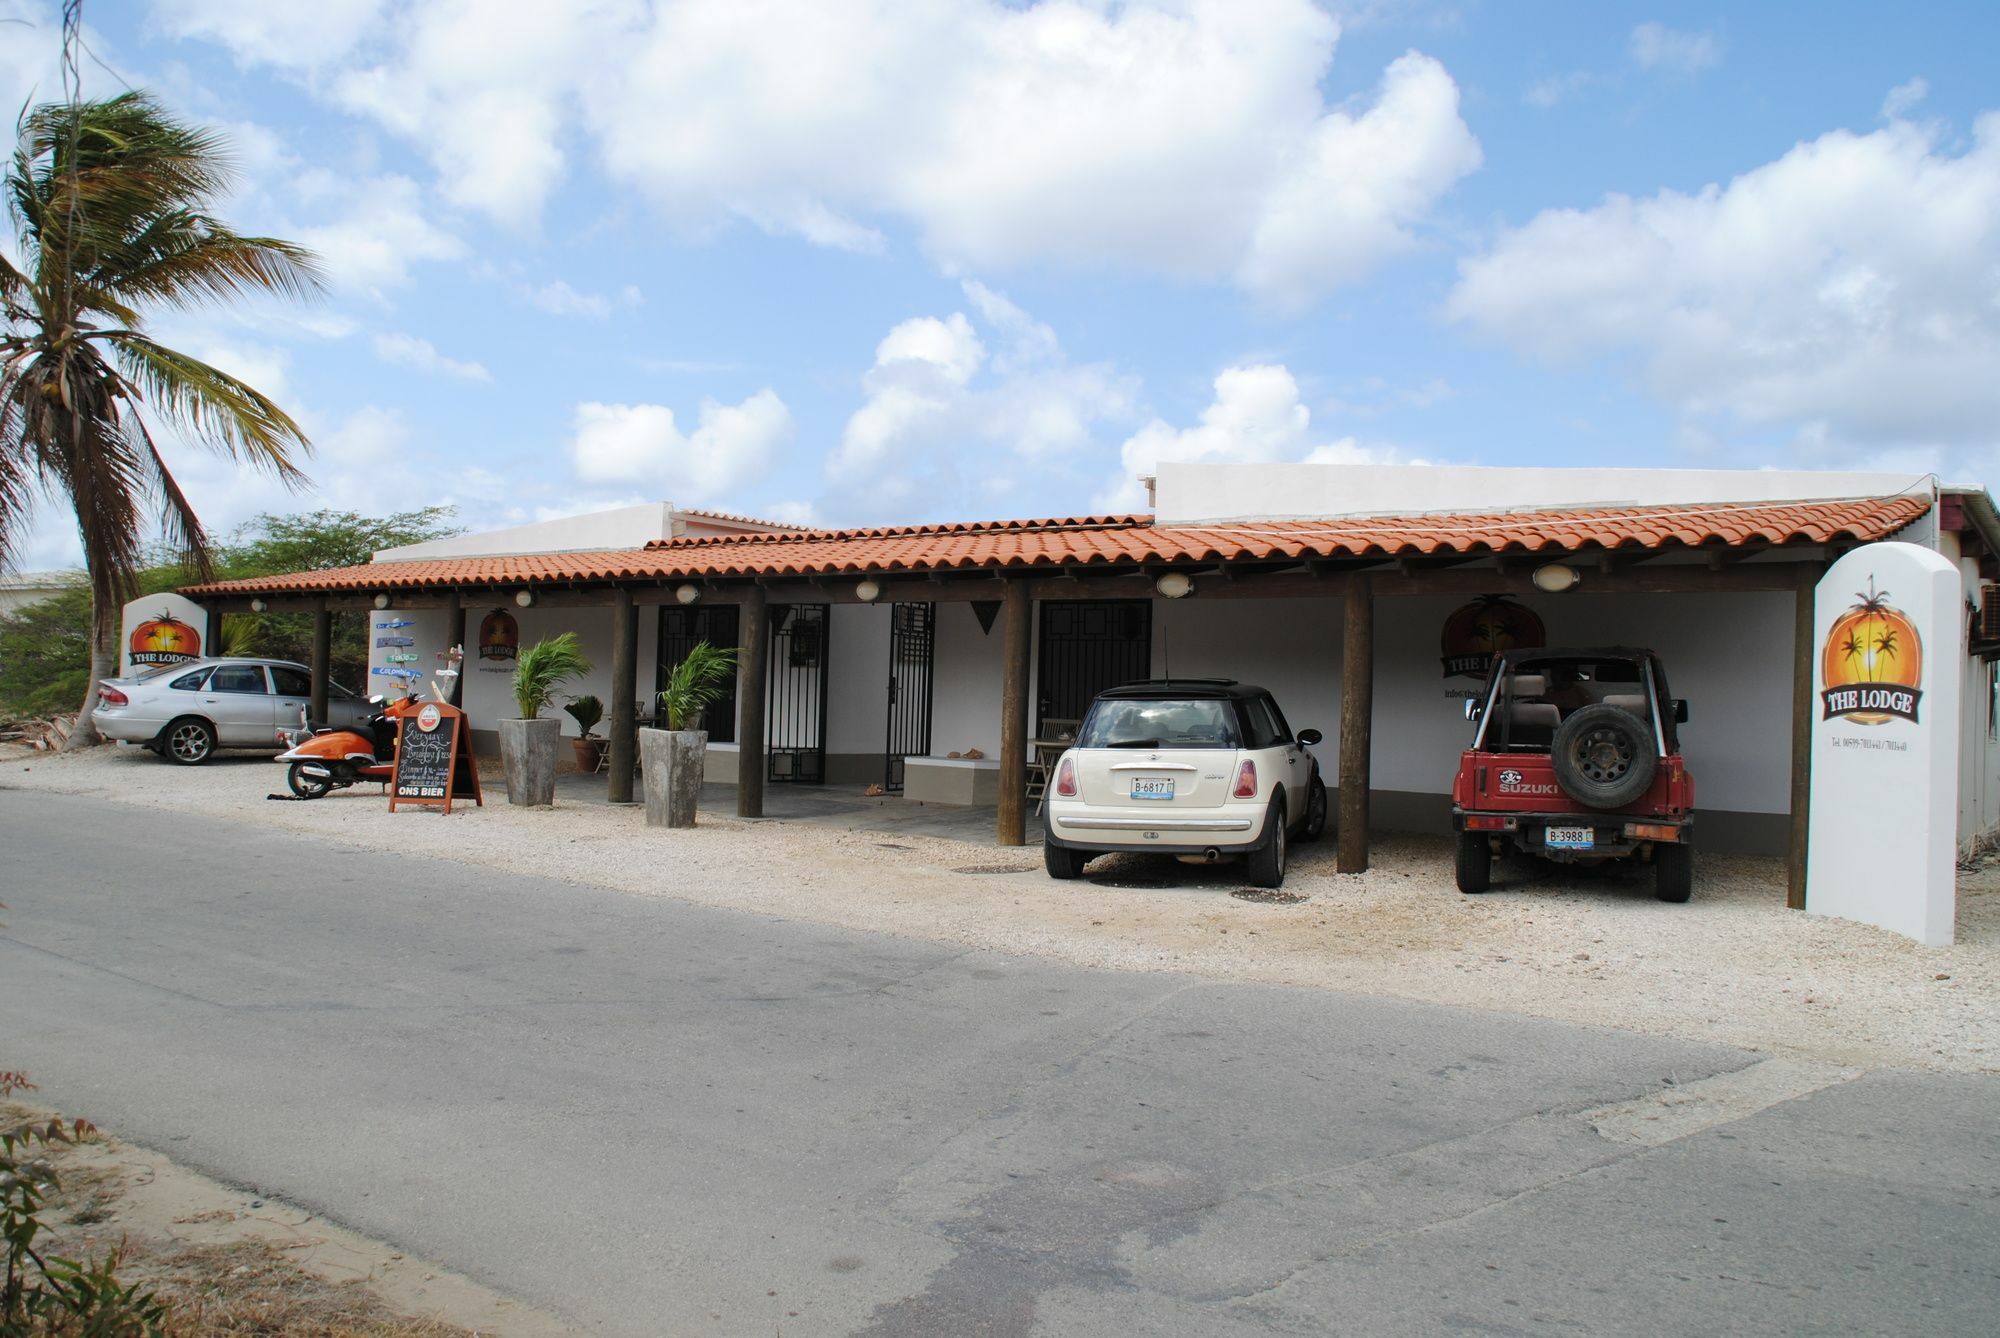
top-left (6, 744), bottom-right (1994, 1074)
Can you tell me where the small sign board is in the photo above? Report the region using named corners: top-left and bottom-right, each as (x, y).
top-left (389, 701), bottom-right (483, 814)
top-left (119, 592), bottom-right (210, 678)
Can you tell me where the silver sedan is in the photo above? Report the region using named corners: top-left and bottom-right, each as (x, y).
top-left (93, 658), bottom-right (371, 764)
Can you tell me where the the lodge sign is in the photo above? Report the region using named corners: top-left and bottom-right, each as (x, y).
top-left (1820, 578), bottom-right (1924, 725)
top-left (1440, 595), bottom-right (1545, 679)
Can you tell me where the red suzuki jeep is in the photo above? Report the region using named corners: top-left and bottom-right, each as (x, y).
top-left (1450, 647), bottom-right (1695, 902)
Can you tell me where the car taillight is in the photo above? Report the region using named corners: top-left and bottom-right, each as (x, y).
top-left (1054, 756), bottom-right (1077, 797)
top-left (1465, 815), bottom-right (1516, 831)
top-left (98, 685), bottom-right (128, 706)
top-left (1233, 759), bottom-right (1258, 798)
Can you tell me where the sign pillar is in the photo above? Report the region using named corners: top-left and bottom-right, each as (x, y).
top-left (1806, 541), bottom-right (1961, 945)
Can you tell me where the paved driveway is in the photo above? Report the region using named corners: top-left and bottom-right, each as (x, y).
top-left (2, 790), bottom-right (1993, 1335)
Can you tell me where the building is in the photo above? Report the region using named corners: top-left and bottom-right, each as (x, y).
top-left (181, 464), bottom-right (2000, 904)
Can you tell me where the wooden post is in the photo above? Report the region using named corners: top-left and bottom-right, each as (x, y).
top-left (445, 591), bottom-right (465, 707)
top-left (1788, 563), bottom-right (1817, 909)
top-left (1338, 572), bottom-right (1374, 874)
top-left (608, 586), bottom-right (638, 804)
top-left (997, 580), bottom-right (1032, 846)
top-left (308, 603), bottom-right (331, 725)
top-left (737, 584), bottom-right (769, 818)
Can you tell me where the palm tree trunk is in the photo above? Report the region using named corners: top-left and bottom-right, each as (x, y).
top-left (62, 596), bottom-right (114, 749)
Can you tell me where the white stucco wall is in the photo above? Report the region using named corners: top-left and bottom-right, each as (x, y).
top-left (826, 603), bottom-right (890, 757)
top-left (930, 602), bottom-right (1008, 759)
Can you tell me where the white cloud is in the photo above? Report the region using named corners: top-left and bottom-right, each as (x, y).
top-left (177, 0), bottom-right (1478, 306)
top-left (524, 279), bottom-right (641, 318)
top-left (1883, 77), bottom-right (1929, 120)
top-left (293, 173), bottom-right (465, 292)
top-left (149, 0), bottom-right (387, 69)
top-left (1102, 364), bottom-right (1410, 510)
top-left (1446, 114), bottom-right (2000, 458)
top-left (1524, 70), bottom-right (1603, 109)
top-left (1629, 21), bottom-right (1719, 74)
top-left (568, 392), bottom-right (794, 500)
top-left (372, 333), bottom-right (491, 381)
top-left (830, 287), bottom-right (1136, 499)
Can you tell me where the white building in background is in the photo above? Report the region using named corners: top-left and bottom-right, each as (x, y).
top-left (187, 464), bottom-right (2000, 868)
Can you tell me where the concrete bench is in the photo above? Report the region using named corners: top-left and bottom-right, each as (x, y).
top-left (904, 756), bottom-right (999, 806)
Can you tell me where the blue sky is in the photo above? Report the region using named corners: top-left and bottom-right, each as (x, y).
top-left (8, 1), bottom-right (1999, 567)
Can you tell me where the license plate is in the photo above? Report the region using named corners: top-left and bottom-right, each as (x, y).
top-left (1131, 778), bottom-right (1175, 800)
top-left (1546, 825), bottom-right (1593, 849)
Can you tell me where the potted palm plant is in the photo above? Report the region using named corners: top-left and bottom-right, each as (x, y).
top-left (641, 641), bottom-right (737, 828)
top-left (501, 632), bottom-right (591, 806)
top-left (564, 694), bottom-right (605, 771)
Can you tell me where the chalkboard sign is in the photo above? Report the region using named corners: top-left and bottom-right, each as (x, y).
top-left (390, 701), bottom-right (483, 814)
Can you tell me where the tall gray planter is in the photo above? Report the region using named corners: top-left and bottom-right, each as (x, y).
top-left (499, 717), bottom-right (560, 807)
top-left (641, 726), bottom-right (706, 828)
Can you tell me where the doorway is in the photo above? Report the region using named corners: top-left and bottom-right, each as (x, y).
top-left (657, 605), bottom-right (739, 741)
top-left (883, 602), bottom-right (936, 793)
top-left (1037, 600), bottom-right (1151, 734)
top-left (767, 604), bottom-right (830, 783)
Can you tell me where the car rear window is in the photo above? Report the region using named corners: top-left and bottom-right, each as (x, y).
top-left (169, 668), bottom-right (210, 690)
top-left (1078, 698), bottom-right (1241, 749)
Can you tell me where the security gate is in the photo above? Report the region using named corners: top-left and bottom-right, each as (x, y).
top-left (657, 605), bottom-right (739, 741)
top-left (883, 603), bottom-right (936, 793)
top-left (767, 604), bottom-right (829, 783)
top-left (1037, 600), bottom-right (1151, 733)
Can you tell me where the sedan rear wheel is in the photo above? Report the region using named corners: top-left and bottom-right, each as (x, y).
top-left (1044, 839), bottom-right (1090, 880)
top-left (164, 717), bottom-right (216, 766)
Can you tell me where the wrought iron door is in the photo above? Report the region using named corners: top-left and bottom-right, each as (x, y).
top-left (1037, 600), bottom-right (1151, 733)
top-left (767, 604), bottom-right (830, 783)
top-left (883, 603), bottom-right (936, 793)
top-left (657, 605), bottom-right (740, 741)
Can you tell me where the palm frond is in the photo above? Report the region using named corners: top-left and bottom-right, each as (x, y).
top-left (107, 334), bottom-right (310, 479)
top-left (659, 642), bottom-right (738, 731)
top-left (513, 633), bottom-right (592, 720)
top-left (109, 226), bottom-right (323, 307)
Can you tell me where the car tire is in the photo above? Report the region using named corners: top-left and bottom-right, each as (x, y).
top-left (1550, 704), bottom-right (1658, 810)
top-left (1248, 798), bottom-right (1287, 888)
top-left (163, 717), bottom-right (216, 766)
top-left (1456, 831), bottom-right (1491, 894)
top-left (1299, 775), bottom-right (1328, 843)
top-left (1044, 839), bottom-right (1090, 880)
top-left (1654, 842), bottom-right (1693, 903)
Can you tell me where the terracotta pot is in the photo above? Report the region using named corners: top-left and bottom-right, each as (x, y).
top-left (572, 737), bottom-right (605, 771)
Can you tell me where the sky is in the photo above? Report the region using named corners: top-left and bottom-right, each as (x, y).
top-left (6, 0), bottom-right (2000, 569)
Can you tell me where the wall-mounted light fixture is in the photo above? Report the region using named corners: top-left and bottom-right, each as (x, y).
top-left (514, 589), bottom-right (536, 608)
top-left (855, 578), bottom-right (882, 603)
top-left (1154, 572), bottom-right (1194, 599)
top-left (373, 593), bottom-right (392, 610)
top-left (249, 598), bottom-right (268, 613)
top-left (1531, 563), bottom-right (1580, 594)
top-left (675, 583), bottom-right (701, 605)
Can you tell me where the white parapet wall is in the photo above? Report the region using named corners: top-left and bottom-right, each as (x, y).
top-left (1151, 463), bottom-right (1934, 524)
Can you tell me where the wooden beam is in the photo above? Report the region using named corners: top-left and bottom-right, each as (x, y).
top-left (608, 587), bottom-right (638, 804)
top-left (1788, 563), bottom-right (1817, 910)
top-left (308, 603), bottom-right (331, 726)
top-left (1338, 573), bottom-right (1374, 874)
top-left (996, 580), bottom-right (1032, 847)
top-left (445, 592), bottom-right (466, 706)
top-left (736, 584), bottom-right (769, 818)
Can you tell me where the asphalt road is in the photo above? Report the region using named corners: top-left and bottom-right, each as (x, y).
top-left (2, 789), bottom-right (1994, 1336)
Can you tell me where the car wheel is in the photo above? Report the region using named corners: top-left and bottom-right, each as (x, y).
top-left (1654, 842), bottom-right (1693, 903)
top-left (1456, 831), bottom-right (1491, 894)
top-left (1248, 799), bottom-right (1287, 888)
top-left (1044, 839), bottom-right (1090, 880)
top-left (164, 717), bottom-right (216, 766)
top-left (1550, 704), bottom-right (1658, 809)
top-left (1299, 775), bottom-right (1328, 843)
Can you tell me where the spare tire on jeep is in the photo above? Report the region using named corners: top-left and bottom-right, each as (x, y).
top-left (1550, 703), bottom-right (1657, 809)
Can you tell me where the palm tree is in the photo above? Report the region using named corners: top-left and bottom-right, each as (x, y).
top-left (0, 92), bottom-right (321, 746)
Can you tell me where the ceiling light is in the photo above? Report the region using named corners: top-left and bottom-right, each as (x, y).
top-left (249, 598), bottom-right (267, 613)
top-left (675, 583), bottom-right (701, 605)
top-left (514, 589), bottom-right (535, 608)
top-left (1154, 572), bottom-right (1194, 599)
top-left (373, 593), bottom-right (391, 610)
top-left (855, 579), bottom-right (882, 603)
top-left (1531, 563), bottom-right (1580, 593)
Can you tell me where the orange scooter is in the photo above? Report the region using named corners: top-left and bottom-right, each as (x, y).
top-left (276, 691), bottom-right (417, 798)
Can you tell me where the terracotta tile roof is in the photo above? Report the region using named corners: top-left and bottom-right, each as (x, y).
top-left (181, 494), bottom-right (1927, 596)
top-left (675, 507), bottom-right (804, 530)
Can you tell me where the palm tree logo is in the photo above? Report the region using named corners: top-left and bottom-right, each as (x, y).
top-left (1822, 575), bottom-right (1924, 725)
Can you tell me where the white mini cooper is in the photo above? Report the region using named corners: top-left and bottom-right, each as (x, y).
top-left (1042, 679), bottom-right (1328, 888)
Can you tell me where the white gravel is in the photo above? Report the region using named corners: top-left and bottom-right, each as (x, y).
top-left (6, 744), bottom-right (1994, 1074)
